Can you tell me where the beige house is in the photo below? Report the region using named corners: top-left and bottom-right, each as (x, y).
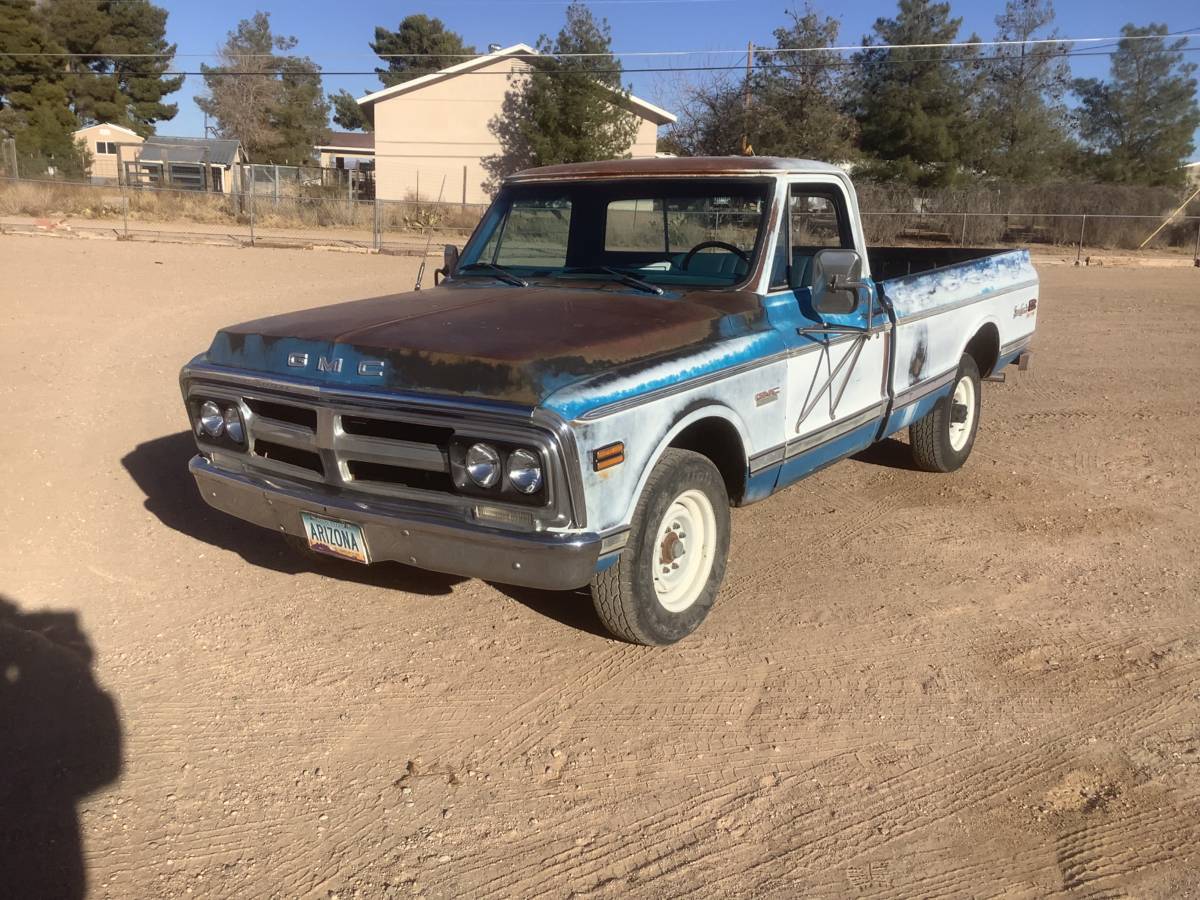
top-left (355, 43), bottom-right (675, 205)
top-left (316, 132), bottom-right (375, 171)
top-left (73, 122), bottom-right (143, 183)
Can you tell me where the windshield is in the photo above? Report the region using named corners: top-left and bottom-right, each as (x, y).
top-left (457, 178), bottom-right (773, 288)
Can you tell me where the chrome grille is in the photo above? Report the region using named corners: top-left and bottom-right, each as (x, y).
top-left (241, 395), bottom-right (455, 497)
top-left (186, 382), bottom-right (578, 531)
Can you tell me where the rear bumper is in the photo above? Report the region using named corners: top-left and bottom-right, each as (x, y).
top-left (189, 455), bottom-right (602, 590)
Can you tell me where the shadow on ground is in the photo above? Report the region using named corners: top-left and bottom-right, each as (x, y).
top-left (121, 432), bottom-right (466, 596)
top-left (490, 584), bottom-right (611, 640)
top-left (851, 437), bottom-right (925, 472)
top-left (0, 596), bottom-right (122, 900)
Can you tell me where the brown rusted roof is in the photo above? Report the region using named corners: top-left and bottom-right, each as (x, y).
top-left (507, 156), bottom-right (846, 182)
top-left (315, 132), bottom-right (375, 152)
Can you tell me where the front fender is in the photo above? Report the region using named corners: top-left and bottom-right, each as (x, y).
top-left (616, 402), bottom-right (752, 529)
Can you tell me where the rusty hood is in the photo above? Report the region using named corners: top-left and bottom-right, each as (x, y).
top-left (203, 282), bottom-right (773, 413)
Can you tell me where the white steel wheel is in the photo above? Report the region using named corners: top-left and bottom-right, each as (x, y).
top-left (590, 449), bottom-right (731, 645)
top-left (948, 375), bottom-right (976, 452)
top-left (910, 353), bottom-right (982, 473)
top-left (651, 488), bottom-right (718, 613)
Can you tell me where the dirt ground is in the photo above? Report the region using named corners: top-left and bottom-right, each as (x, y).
top-left (2, 235), bottom-right (1199, 898)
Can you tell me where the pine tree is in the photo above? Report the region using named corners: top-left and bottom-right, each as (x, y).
top-left (195, 13), bottom-right (330, 165)
top-left (0, 0), bottom-right (84, 175)
top-left (331, 91), bottom-right (369, 132)
top-left (39, 0), bottom-right (183, 136)
top-left (975, 0), bottom-right (1073, 182)
top-left (372, 15), bottom-right (476, 87)
top-left (332, 15), bottom-right (475, 131)
top-left (483, 2), bottom-right (640, 191)
top-left (850, 0), bottom-right (980, 186)
top-left (748, 7), bottom-right (858, 160)
top-left (1074, 24), bottom-right (1200, 186)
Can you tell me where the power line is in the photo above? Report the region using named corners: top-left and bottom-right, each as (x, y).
top-left (2, 30), bottom-right (1195, 60)
top-left (13, 45), bottom-right (1200, 78)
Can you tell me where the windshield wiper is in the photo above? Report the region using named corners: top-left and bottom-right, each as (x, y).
top-left (559, 266), bottom-right (664, 295)
top-left (456, 261), bottom-right (528, 287)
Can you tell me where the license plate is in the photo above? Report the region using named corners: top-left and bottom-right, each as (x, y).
top-left (300, 513), bottom-right (370, 564)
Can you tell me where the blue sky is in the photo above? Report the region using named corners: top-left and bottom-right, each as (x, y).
top-left (159, 0), bottom-right (1198, 157)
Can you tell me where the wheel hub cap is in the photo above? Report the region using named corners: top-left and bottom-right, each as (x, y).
top-left (948, 375), bottom-right (975, 452)
top-left (651, 489), bottom-right (717, 613)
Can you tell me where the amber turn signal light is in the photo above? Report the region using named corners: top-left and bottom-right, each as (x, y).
top-left (593, 441), bottom-right (625, 471)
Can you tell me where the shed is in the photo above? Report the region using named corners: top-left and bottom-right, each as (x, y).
top-left (127, 136), bottom-right (248, 193)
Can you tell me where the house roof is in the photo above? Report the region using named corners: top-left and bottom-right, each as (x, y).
top-left (356, 43), bottom-right (676, 125)
top-left (73, 122), bottom-right (141, 138)
top-left (138, 136), bottom-right (246, 167)
top-left (315, 132), bottom-right (375, 153)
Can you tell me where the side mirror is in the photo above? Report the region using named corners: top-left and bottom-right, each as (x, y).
top-left (435, 244), bottom-right (459, 285)
top-left (810, 248), bottom-right (868, 315)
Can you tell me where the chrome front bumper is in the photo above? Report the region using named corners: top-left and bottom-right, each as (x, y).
top-left (190, 455), bottom-right (603, 590)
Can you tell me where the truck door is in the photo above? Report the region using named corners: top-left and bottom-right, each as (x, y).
top-left (772, 181), bottom-right (889, 488)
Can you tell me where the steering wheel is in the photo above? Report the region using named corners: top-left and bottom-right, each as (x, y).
top-left (680, 240), bottom-right (750, 270)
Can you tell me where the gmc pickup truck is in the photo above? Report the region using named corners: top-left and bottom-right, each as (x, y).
top-left (181, 157), bottom-right (1036, 645)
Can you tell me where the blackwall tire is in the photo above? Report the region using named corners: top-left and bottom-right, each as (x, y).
top-left (589, 449), bottom-right (730, 645)
top-left (910, 354), bottom-right (982, 473)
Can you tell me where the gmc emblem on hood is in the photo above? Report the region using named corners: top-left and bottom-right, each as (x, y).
top-left (286, 352), bottom-right (385, 377)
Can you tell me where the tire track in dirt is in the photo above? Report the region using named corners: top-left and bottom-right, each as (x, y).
top-left (695, 655), bottom-right (1200, 896)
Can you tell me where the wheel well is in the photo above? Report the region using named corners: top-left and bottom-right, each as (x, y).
top-left (964, 323), bottom-right (1000, 377)
top-left (668, 416), bottom-right (747, 505)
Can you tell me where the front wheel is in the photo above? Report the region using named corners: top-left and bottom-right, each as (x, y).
top-left (590, 449), bottom-right (730, 645)
top-left (910, 354), bottom-right (981, 473)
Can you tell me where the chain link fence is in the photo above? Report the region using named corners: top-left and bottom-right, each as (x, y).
top-left (2, 172), bottom-right (1198, 261)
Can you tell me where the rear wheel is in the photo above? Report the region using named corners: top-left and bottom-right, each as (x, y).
top-left (910, 354), bottom-right (981, 473)
top-left (590, 449), bottom-right (730, 645)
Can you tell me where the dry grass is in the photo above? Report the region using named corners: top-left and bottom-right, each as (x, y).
top-left (0, 180), bottom-right (484, 236)
top-left (856, 181), bottom-right (1200, 250)
top-left (3, 178), bottom-right (1197, 251)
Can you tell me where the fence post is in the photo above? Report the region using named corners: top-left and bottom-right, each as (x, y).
top-left (959, 214), bottom-right (967, 247)
top-left (273, 164), bottom-right (279, 205)
top-left (373, 196), bottom-right (381, 251)
top-left (122, 192), bottom-right (129, 239)
top-left (249, 172), bottom-right (256, 247)
top-left (1074, 214), bottom-right (1086, 266)
top-left (1194, 219), bottom-right (1200, 266)
top-left (462, 165), bottom-right (467, 209)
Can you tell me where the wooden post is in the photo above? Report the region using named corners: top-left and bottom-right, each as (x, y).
top-left (249, 171), bottom-right (256, 246)
top-left (373, 195), bottom-right (381, 251)
top-left (959, 214), bottom-right (968, 247)
top-left (1074, 214), bottom-right (1086, 266)
top-left (740, 41), bottom-right (753, 156)
top-left (273, 164), bottom-right (279, 205)
top-left (1193, 218), bottom-right (1199, 266)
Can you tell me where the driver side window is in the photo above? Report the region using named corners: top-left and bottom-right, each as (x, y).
top-left (770, 186), bottom-right (852, 289)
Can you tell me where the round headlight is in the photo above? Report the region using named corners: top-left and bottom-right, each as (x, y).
top-left (465, 443), bottom-right (501, 487)
top-left (199, 400), bottom-right (224, 437)
top-left (507, 448), bottom-right (543, 494)
top-left (223, 406), bottom-right (244, 443)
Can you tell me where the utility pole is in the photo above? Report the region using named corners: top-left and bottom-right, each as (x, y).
top-left (740, 41), bottom-right (754, 156)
